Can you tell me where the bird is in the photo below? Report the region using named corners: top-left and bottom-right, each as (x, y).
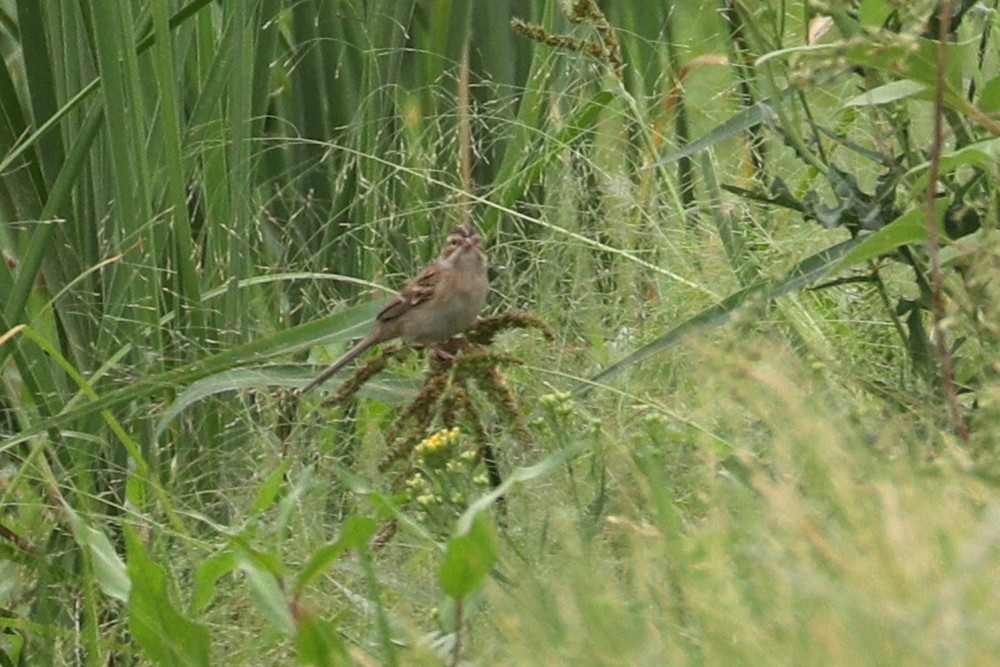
top-left (298, 224), bottom-right (489, 394)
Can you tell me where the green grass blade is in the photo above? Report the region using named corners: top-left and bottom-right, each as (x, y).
top-left (580, 237), bottom-right (861, 391)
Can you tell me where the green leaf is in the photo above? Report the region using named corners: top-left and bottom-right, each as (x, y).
top-left (844, 80), bottom-right (929, 107)
top-left (295, 613), bottom-right (349, 666)
top-left (458, 442), bottom-right (593, 529)
top-left (250, 459), bottom-right (294, 515)
top-left (65, 509), bottom-right (130, 603)
top-left (192, 548), bottom-right (239, 614)
top-left (153, 362), bottom-right (416, 438)
top-left (906, 138), bottom-right (1000, 194)
top-left (579, 238), bottom-right (861, 391)
top-left (234, 543), bottom-right (294, 635)
top-left (8, 301), bottom-right (381, 449)
top-left (858, 0), bottom-right (894, 27)
top-left (833, 201), bottom-right (947, 272)
top-left (243, 564), bottom-right (294, 635)
top-left (347, 483), bottom-right (440, 549)
top-left (979, 74), bottom-right (1000, 113)
top-left (438, 515), bottom-right (497, 599)
top-left (294, 516), bottom-right (377, 596)
top-left (125, 529), bottom-right (210, 667)
top-left (841, 37), bottom-right (969, 105)
top-left (648, 100), bottom-right (778, 169)
top-left (758, 38), bottom-right (969, 112)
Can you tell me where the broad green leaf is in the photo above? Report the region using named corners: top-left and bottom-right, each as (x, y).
top-left (939, 226), bottom-right (994, 269)
top-left (126, 529), bottom-right (210, 667)
top-left (236, 548), bottom-right (295, 635)
top-left (192, 548), bottom-right (239, 614)
top-left (844, 80), bottom-right (929, 107)
top-left (438, 514), bottom-right (496, 599)
top-left (296, 613), bottom-right (349, 667)
top-left (65, 509), bottom-right (130, 603)
top-left (858, 0), bottom-right (894, 27)
top-left (153, 364), bottom-right (417, 438)
top-left (980, 74), bottom-right (1000, 113)
top-left (833, 201), bottom-right (947, 272)
top-left (842, 38), bottom-right (968, 105)
top-left (274, 467), bottom-right (322, 540)
top-left (758, 38), bottom-right (969, 111)
top-left (250, 459), bottom-right (294, 515)
top-left (294, 516), bottom-right (377, 595)
top-left (906, 138), bottom-right (1000, 193)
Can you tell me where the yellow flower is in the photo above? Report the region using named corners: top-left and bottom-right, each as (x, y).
top-left (415, 427), bottom-right (462, 468)
top-left (416, 494), bottom-right (437, 507)
top-left (539, 391), bottom-right (573, 416)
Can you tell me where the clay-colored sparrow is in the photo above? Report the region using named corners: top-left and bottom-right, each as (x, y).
top-left (299, 225), bottom-right (489, 394)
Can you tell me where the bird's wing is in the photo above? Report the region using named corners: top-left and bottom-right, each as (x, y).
top-left (376, 262), bottom-right (441, 323)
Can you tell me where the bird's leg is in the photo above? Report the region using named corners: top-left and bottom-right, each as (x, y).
top-left (430, 346), bottom-right (455, 364)
top-left (428, 336), bottom-right (473, 365)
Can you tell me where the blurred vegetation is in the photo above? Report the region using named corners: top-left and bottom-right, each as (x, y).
top-left (1, 0), bottom-right (998, 665)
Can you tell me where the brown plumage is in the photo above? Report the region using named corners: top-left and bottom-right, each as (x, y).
top-left (298, 225), bottom-right (489, 394)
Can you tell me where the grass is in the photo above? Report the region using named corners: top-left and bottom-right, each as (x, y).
top-left (487, 356), bottom-right (1000, 665)
top-left (1, 0), bottom-right (999, 665)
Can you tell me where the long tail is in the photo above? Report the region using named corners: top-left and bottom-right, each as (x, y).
top-left (298, 336), bottom-right (375, 395)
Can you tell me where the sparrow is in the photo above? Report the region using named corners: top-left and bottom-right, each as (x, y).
top-left (298, 224), bottom-right (489, 394)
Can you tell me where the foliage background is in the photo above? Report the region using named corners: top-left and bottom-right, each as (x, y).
top-left (1, 0), bottom-right (999, 665)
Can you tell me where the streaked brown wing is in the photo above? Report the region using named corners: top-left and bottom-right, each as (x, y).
top-left (376, 263), bottom-right (439, 322)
